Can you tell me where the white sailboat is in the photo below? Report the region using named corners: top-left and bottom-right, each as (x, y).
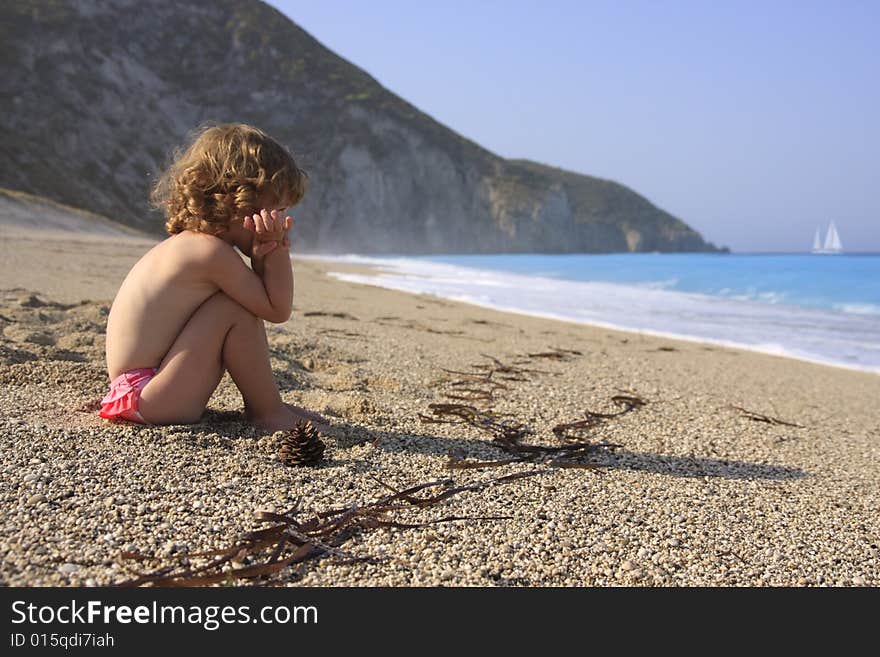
top-left (812, 222), bottom-right (843, 254)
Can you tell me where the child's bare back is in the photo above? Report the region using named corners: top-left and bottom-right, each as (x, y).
top-left (106, 232), bottom-right (222, 379)
top-left (99, 123), bottom-right (326, 432)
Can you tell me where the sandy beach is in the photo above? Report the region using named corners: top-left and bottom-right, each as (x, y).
top-left (1, 203), bottom-right (878, 586)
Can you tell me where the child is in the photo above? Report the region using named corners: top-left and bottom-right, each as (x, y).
top-left (99, 123), bottom-right (327, 432)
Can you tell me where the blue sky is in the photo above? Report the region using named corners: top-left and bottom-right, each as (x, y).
top-left (268, 0), bottom-right (879, 252)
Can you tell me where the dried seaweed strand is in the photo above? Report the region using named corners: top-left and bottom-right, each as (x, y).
top-left (421, 402), bottom-right (619, 468)
top-left (114, 470), bottom-right (546, 587)
top-left (446, 456), bottom-right (524, 470)
top-left (372, 318), bottom-right (493, 342)
top-left (303, 311), bottom-right (359, 320)
top-left (552, 395), bottom-right (645, 440)
top-left (421, 350), bottom-right (646, 470)
top-left (525, 347), bottom-right (583, 360)
top-left (729, 405), bottom-right (805, 428)
top-left (479, 353), bottom-right (552, 375)
top-left (315, 328), bottom-right (368, 341)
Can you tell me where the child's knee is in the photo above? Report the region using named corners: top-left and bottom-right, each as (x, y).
top-left (210, 292), bottom-right (257, 321)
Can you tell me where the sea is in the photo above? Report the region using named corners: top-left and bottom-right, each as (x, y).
top-left (307, 253), bottom-right (880, 373)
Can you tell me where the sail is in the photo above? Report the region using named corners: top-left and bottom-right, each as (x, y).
top-left (814, 222), bottom-right (843, 254)
top-left (828, 222), bottom-right (843, 251)
top-left (823, 222), bottom-right (843, 252)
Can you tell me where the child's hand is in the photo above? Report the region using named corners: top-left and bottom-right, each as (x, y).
top-left (251, 239), bottom-right (280, 259)
top-left (244, 208), bottom-right (292, 245)
top-left (243, 209), bottom-right (294, 259)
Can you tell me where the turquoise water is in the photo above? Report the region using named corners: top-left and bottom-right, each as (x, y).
top-left (317, 253), bottom-right (880, 372)
top-left (419, 254), bottom-right (880, 316)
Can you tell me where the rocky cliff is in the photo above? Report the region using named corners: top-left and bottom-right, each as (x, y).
top-left (0, 0), bottom-right (723, 253)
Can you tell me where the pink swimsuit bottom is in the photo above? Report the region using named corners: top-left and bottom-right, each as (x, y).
top-left (98, 367), bottom-right (158, 424)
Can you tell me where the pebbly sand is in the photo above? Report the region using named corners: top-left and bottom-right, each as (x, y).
top-left (1, 205), bottom-right (879, 587)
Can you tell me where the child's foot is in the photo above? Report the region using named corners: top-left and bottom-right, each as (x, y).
top-left (284, 402), bottom-right (329, 428)
top-left (246, 404), bottom-right (329, 433)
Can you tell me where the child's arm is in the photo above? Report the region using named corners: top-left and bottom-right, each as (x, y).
top-left (251, 240), bottom-right (294, 319)
top-left (244, 209), bottom-right (292, 260)
top-left (200, 238), bottom-right (293, 324)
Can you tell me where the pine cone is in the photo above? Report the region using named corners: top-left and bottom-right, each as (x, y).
top-left (277, 421), bottom-right (325, 467)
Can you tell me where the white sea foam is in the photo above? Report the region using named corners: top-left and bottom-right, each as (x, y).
top-left (304, 255), bottom-right (880, 374)
top-left (834, 303), bottom-right (880, 316)
top-left (640, 278), bottom-right (679, 290)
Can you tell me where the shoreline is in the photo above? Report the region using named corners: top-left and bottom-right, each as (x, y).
top-left (302, 254), bottom-right (880, 376)
top-left (2, 223), bottom-right (879, 587)
top-left (333, 279), bottom-right (880, 376)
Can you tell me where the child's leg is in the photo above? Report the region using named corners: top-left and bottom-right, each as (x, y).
top-left (246, 317), bottom-right (328, 426)
top-left (138, 292), bottom-right (308, 430)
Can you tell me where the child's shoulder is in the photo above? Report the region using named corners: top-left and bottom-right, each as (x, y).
top-left (168, 230), bottom-right (244, 269)
top-left (157, 230), bottom-right (232, 264)
top-left (170, 230), bottom-right (230, 251)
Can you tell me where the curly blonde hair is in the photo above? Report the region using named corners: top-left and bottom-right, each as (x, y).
top-left (151, 123), bottom-right (307, 236)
